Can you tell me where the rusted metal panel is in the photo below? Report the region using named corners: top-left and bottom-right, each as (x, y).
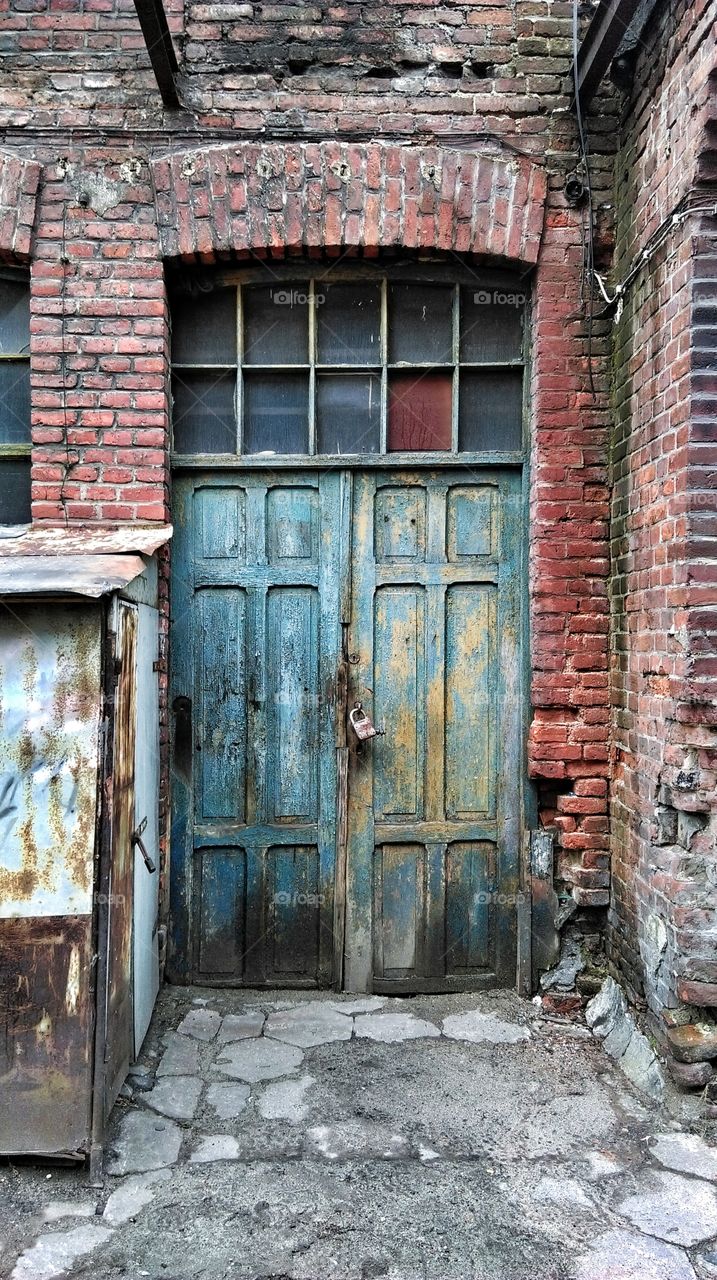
top-left (0, 526), bottom-right (172, 599)
top-left (0, 524), bottom-right (172, 558)
top-left (133, 600), bottom-right (161, 1053)
top-left (0, 915), bottom-right (94, 1156)
top-left (0, 553), bottom-right (149, 599)
top-left (104, 599), bottom-right (137, 1114)
top-left (0, 603), bottom-right (102, 1156)
top-left (0, 604), bottom-right (102, 917)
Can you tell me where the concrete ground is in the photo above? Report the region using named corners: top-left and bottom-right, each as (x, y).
top-left (3, 986), bottom-right (717, 1280)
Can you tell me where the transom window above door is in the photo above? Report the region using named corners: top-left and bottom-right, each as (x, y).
top-left (170, 267), bottom-right (527, 459)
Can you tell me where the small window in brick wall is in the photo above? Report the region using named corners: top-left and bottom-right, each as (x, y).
top-left (0, 269), bottom-right (31, 524)
top-left (169, 266), bottom-right (528, 459)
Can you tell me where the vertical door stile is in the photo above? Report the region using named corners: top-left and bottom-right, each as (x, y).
top-left (344, 471), bottom-right (377, 993)
top-left (168, 477), bottom-right (195, 983)
top-left (333, 469), bottom-right (353, 989)
top-left (244, 482), bottom-right (267, 986)
top-left (495, 471), bottom-right (523, 980)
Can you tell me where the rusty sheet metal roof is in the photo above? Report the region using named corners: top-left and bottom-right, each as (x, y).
top-left (0, 525), bottom-right (172, 598)
top-left (0, 553), bottom-right (150, 598)
top-left (0, 524), bottom-right (172, 557)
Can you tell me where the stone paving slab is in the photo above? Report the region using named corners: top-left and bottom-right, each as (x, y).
top-left (650, 1131), bottom-right (717, 1182)
top-left (354, 1011), bottom-right (440, 1042)
top-left (618, 1170), bottom-right (717, 1246)
top-left (575, 1228), bottom-right (698, 1280)
top-left (206, 1081), bottom-right (251, 1119)
top-left (217, 1011), bottom-right (265, 1042)
top-left (256, 1074), bottom-right (315, 1121)
top-left (442, 1010), bottom-right (531, 1043)
top-left (144, 1075), bottom-right (202, 1122)
top-left (189, 1134), bottom-right (240, 1164)
top-left (265, 1000), bottom-right (354, 1047)
top-left (11, 1224), bottom-right (113, 1280)
top-left (156, 1031), bottom-right (200, 1077)
top-left (176, 1007), bottom-right (222, 1041)
top-left (214, 1036), bottom-right (304, 1082)
top-left (105, 1111), bottom-right (183, 1176)
top-left (102, 1170), bottom-right (171, 1226)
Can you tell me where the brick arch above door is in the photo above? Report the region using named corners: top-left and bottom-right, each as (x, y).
top-left (150, 142), bottom-right (547, 266)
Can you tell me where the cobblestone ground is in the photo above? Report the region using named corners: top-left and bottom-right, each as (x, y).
top-left (2, 986), bottom-right (717, 1280)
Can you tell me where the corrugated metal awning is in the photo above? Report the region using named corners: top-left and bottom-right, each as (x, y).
top-left (0, 525), bottom-right (172, 598)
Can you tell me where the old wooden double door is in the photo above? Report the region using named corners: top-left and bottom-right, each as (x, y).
top-left (170, 468), bottom-right (523, 992)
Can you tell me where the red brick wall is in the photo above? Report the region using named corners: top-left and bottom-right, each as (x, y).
top-left (0, 0), bottom-right (619, 931)
top-left (608, 0), bottom-right (717, 1063)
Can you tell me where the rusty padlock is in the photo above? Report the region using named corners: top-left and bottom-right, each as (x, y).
top-left (349, 702), bottom-right (384, 741)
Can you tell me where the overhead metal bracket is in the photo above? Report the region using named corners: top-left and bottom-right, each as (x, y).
top-left (572, 0), bottom-right (637, 111)
top-left (132, 0), bottom-right (180, 108)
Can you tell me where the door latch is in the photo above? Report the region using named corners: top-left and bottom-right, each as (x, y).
top-left (349, 702), bottom-right (385, 742)
top-left (132, 819), bottom-right (156, 874)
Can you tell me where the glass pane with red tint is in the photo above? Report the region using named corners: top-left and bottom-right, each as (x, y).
top-left (388, 372), bottom-right (453, 452)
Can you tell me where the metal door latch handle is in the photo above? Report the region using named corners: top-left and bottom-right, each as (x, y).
top-left (132, 822), bottom-right (157, 874)
top-left (349, 702), bottom-right (385, 741)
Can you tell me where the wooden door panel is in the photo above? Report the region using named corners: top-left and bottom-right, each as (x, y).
top-left (266, 587), bottom-right (319, 824)
top-left (346, 469), bottom-right (522, 993)
top-left (171, 472), bottom-right (342, 987)
top-left (445, 584), bottom-right (496, 819)
top-left (197, 588), bottom-right (248, 822)
top-left (372, 586), bottom-right (425, 821)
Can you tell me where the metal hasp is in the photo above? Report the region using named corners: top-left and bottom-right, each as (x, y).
top-left (571, 0), bottom-right (636, 110)
top-left (131, 0), bottom-right (180, 108)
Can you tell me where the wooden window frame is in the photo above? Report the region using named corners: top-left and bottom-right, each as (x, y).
top-left (0, 267), bottom-right (31, 525)
top-left (170, 260), bottom-right (530, 469)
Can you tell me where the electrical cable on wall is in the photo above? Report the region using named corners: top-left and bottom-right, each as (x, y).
top-left (594, 196), bottom-right (717, 320)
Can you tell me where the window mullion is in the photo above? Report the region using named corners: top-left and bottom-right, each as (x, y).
top-left (452, 283), bottom-right (460, 453)
top-left (380, 277), bottom-right (388, 453)
top-left (308, 279), bottom-right (317, 455)
top-left (236, 285), bottom-right (243, 455)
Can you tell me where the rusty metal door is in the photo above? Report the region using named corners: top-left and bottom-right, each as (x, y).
top-left (104, 598), bottom-right (137, 1109)
top-left (344, 469), bottom-right (523, 992)
top-left (170, 471), bottom-right (344, 985)
top-left (0, 604), bottom-right (103, 1157)
top-left (132, 600), bottom-right (160, 1054)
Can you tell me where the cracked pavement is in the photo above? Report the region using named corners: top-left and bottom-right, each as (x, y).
top-left (2, 986), bottom-right (717, 1280)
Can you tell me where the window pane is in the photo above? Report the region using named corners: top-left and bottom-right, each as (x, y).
top-left (317, 283), bottom-right (381, 365)
top-left (172, 370), bottom-right (237, 454)
top-left (316, 374), bottom-right (381, 454)
top-left (0, 361), bottom-right (30, 444)
top-left (460, 286), bottom-right (525, 362)
top-left (459, 371), bottom-right (523, 451)
top-left (0, 278), bottom-right (30, 354)
top-left (171, 287), bottom-right (236, 364)
top-left (0, 457), bottom-right (31, 523)
top-left (388, 284), bottom-right (453, 364)
top-left (243, 286), bottom-right (309, 366)
top-left (244, 372), bottom-right (309, 454)
top-left (388, 372), bottom-right (452, 452)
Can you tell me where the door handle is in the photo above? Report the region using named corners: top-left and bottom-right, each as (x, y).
top-left (132, 826), bottom-right (156, 874)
